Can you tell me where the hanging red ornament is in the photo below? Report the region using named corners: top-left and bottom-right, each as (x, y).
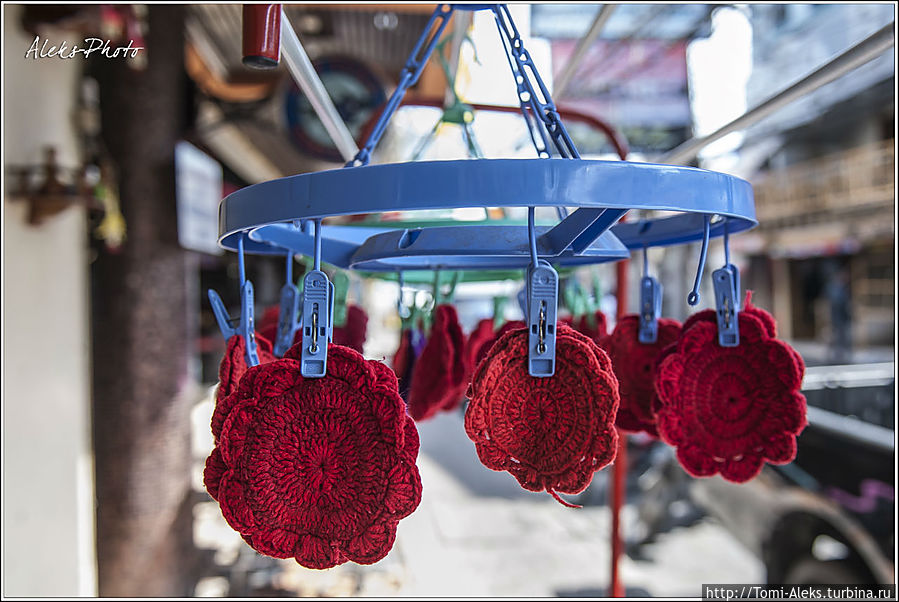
top-left (464, 322), bottom-right (619, 507)
top-left (654, 293), bottom-right (807, 483)
top-left (256, 305), bottom-right (281, 346)
top-left (204, 344), bottom-right (422, 569)
top-left (464, 318), bottom-right (498, 375)
top-left (407, 304), bottom-right (468, 420)
top-left (600, 315), bottom-right (682, 437)
top-left (333, 304), bottom-right (368, 354)
top-left (212, 334), bottom-right (276, 442)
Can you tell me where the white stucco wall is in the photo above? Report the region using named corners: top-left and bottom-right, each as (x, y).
top-left (2, 4), bottom-right (97, 596)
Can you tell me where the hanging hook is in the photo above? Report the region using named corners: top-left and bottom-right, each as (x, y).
top-left (687, 215), bottom-right (711, 306)
top-left (300, 219), bottom-right (332, 378)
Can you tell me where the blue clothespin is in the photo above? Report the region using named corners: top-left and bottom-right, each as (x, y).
top-left (517, 285), bottom-right (528, 318)
top-left (300, 219), bottom-right (332, 377)
top-left (300, 269), bottom-right (331, 377)
top-left (207, 236), bottom-right (259, 366)
top-left (527, 259), bottom-right (558, 377)
top-left (712, 266), bottom-right (740, 347)
top-left (638, 246), bottom-right (663, 344)
top-left (273, 252), bottom-right (301, 357)
top-left (713, 222), bottom-right (740, 347)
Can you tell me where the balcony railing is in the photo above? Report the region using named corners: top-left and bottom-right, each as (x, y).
top-left (752, 139), bottom-right (895, 224)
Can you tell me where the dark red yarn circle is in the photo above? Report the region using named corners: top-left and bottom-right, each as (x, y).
top-left (464, 318), bottom-right (498, 375)
top-left (333, 304), bottom-right (368, 354)
top-left (600, 315), bottom-right (682, 437)
top-left (407, 304), bottom-right (468, 421)
top-left (654, 294), bottom-right (807, 483)
top-left (575, 310), bottom-right (609, 344)
top-left (212, 334), bottom-right (276, 442)
top-left (203, 343), bottom-right (422, 569)
top-left (257, 305), bottom-right (281, 347)
top-left (392, 329), bottom-right (416, 400)
top-left (464, 322), bottom-right (619, 506)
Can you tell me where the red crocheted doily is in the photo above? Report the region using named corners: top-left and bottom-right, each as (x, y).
top-left (212, 334), bottom-right (276, 442)
top-left (407, 305), bottom-right (468, 421)
top-left (464, 322), bottom-right (619, 506)
top-left (654, 293), bottom-right (807, 483)
top-left (204, 344), bottom-right (422, 569)
top-left (333, 304), bottom-right (368, 354)
top-left (392, 329), bottom-right (414, 398)
top-left (464, 318), bottom-right (498, 375)
top-left (576, 310), bottom-right (609, 344)
top-left (256, 305), bottom-right (281, 347)
top-left (600, 315), bottom-right (682, 437)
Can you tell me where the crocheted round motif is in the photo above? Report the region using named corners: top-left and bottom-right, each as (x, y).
top-left (576, 310), bottom-right (609, 344)
top-left (601, 315), bottom-right (682, 437)
top-left (333, 304), bottom-right (368, 354)
top-left (464, 322), bottom-right (619, 506)
top-left (464, 318), bottom-right (498, 375)
top-left (204, 344), bottom-right (422, 569)
top-left (654, 296), bottom-right (807, 483)
top-left (407, 305), bottom-right (468, 421)
top-left (212, 334), bottom-right (276, 442)
top-left (256, 305), bottom-right (281, 348)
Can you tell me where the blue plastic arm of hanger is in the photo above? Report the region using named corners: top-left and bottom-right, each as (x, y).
top-left (527, 260), bottom-right (558, 377)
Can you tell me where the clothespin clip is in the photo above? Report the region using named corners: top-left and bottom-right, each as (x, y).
top-left (527, 259), bottom-right (558, 377)
top-left (517, 285), bottom-right (528, 318)
top-left (274, 252), bottom-right (301, 357)
top-left (638, 246), bottom-right (663, 344)
top-left (713, 222), bottom-right (740, 347)
top-left (300, 268), bottom-right (331, 377)
top-left (300, 219), bottom-right (332, 377)
top-left (207, 235), bottom-right (259, 366)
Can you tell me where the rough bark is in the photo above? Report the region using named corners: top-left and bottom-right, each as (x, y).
top-left (91, 6), bottom-right (198, 596)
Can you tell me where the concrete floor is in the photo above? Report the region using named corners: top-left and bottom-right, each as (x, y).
top-left (192, 396), bottom-right (765, 597)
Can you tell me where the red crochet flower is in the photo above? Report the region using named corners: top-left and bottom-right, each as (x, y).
top-left (392, 329), bottom-right (415, 398)
top-left (203, 344), bottom-right (422, 569)
top-left (333, 304), bottom-right (368, 354)
top-left (212, 334), bottom-right (276, 442)
top-left (576, 310), bottom-right (609, 344)
top-left (257, 305), bottom-right (281, 347)
top-left (407, 305), bottom-right (468, 421)
top-left (464, 318), bottom-right (497, 375)
top-left (600, 315), bottom-right (682, 437)
top-left (655, 295), bottom-right (807, 483)
top-left (464, 322), bottom-right (619, 506)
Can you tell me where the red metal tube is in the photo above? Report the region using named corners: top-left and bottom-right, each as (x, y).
top-left (242, 4), bottom-right (281, 69)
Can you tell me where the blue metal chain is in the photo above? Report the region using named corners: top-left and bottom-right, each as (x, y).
top-left (492, 5), bottom-right (580, 160)
top-left (347, 5), bottom-right (456, 167)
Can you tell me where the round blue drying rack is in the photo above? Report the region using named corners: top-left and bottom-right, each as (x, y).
top-left (221, 158), bottom-right (756, 270)
top-left (211, 3), bottom-right (756, 379)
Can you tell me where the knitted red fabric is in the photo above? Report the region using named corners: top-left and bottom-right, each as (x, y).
top-left (333, 304), bottom-right (368, 354)
top-left (212, 334), bottom-right (276, 442)
top-left (257, 305), bottom-right (281, 347)
top-left (407, 305), bottom-right (468, 420)
top-left (654, 294), bottom-right (807, 483)
top-left (203, 343), bottom-right (422, 569)
top-left (600, 315), bottom-right (682, 438)
top-left (576, 310), bottom-right (609, 344)
top-left (494, 319), bottom-right (526, 339)
top-left (464, 318), bottom-right (498, 375)
top-left (392, 329), bottom-right (419, 401)
top-left (464, 322), bottom-right (619, 507)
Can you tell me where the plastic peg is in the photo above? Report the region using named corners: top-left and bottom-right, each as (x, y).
top-left (638, 276), bottom-right (663, 344)
top-left (239, 279), bottom-right (260, 366)
top-left (274, 280), bottom-right (300, 357)
top-left (300, 269), bottom-right (331, 378)
top-left (517, 284), bottom-right (528, 319)
top-left (712, 266), bottom-right (740, 347)
top-left (208, 289), bottom-right (238, 340)
top-left (527, 261), bottom-right (558, 377)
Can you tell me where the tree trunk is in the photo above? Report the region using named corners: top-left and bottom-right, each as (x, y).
top-left (91, 6), bottom-right (198, 596)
